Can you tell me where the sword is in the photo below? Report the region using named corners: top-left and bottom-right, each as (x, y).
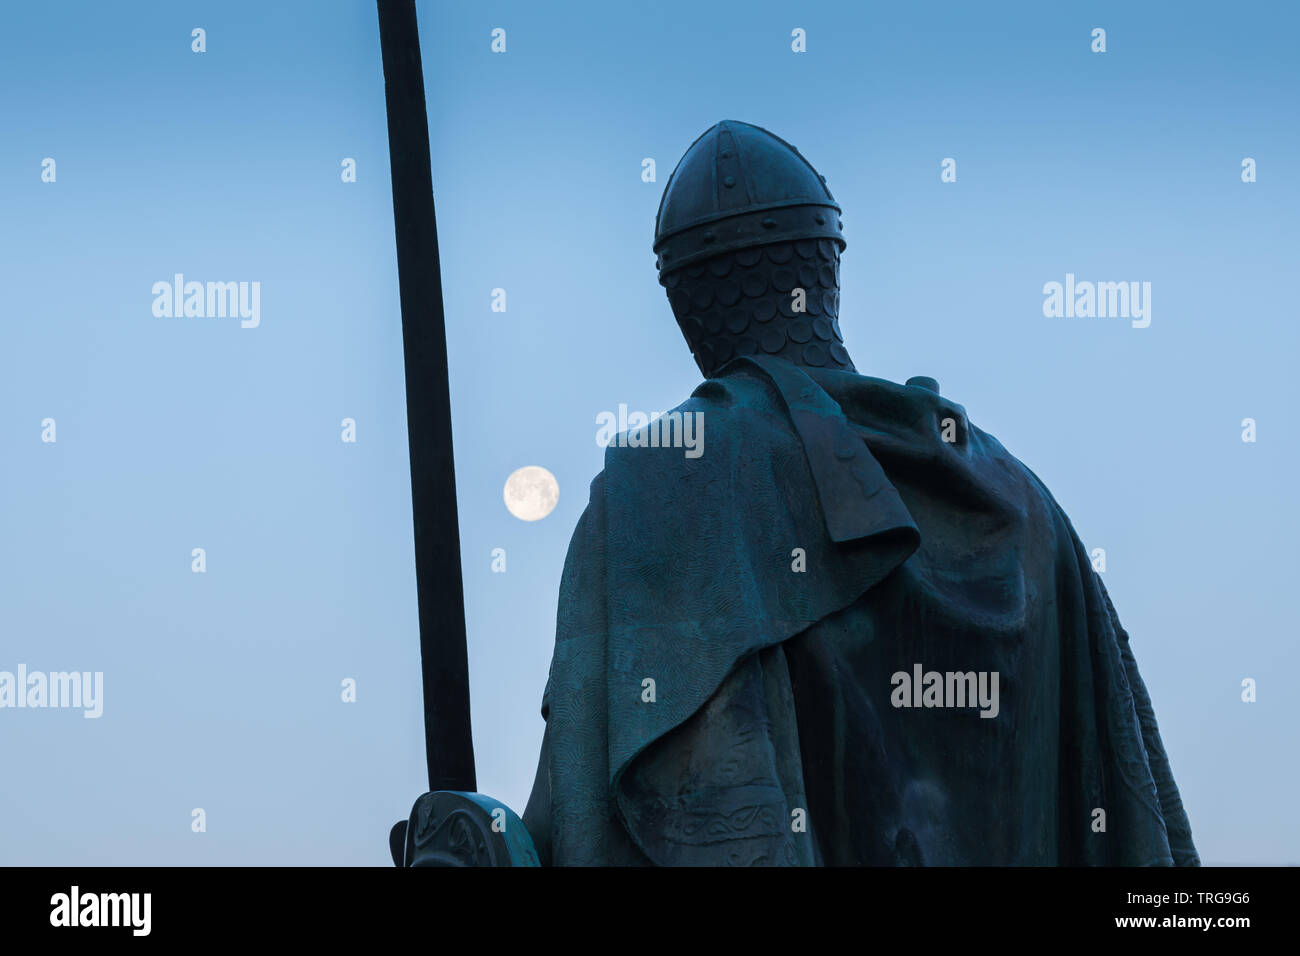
top-left (377, 0), bottom-right (476, 796)
top-left (377, 0), bottom-right (538, 868)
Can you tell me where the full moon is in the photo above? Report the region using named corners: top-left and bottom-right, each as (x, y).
top-left (503, 466), bottom-right (559, 522)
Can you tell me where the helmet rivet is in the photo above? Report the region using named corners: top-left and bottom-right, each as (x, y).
top-left (703, 232), bottom-right (715, 243)
top-left (815, 214), bottom-right (826, 225)
top-left (761, 217), bottom-right (777, 229)
top-left (723, 175), bottom-right (736, 188)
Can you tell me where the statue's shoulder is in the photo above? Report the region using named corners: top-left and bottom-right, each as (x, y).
top-left (598, 361), bottom-right (803, 482)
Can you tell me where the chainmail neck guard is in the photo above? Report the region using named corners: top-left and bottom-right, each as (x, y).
top-left (660, 239), bottom-right (855, 379)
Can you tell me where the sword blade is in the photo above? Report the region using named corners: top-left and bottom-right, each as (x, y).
top-left (377, 0), bottom-right (476, 793)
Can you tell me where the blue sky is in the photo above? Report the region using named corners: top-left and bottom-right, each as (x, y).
top-left (0, 0), bottom-right (1296, 865)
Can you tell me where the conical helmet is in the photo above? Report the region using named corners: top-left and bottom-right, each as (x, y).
top-left (654, 120), bottom-right (846, 275)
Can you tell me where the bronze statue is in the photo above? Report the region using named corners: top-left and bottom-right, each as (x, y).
top-left (516, 120), bottom-right (1198, 866)
top-left (379, 83), bottom-right (1197, 862)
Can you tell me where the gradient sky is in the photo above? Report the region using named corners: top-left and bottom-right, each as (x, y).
top-left (1, 0), bottom-right (1296, 865)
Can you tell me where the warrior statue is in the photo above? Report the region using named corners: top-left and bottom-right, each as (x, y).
top-left (515, 120), bottom-right (1199, 866)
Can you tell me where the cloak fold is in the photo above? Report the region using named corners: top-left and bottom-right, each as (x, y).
top-left (531, 356), bottom-right (1198, 866)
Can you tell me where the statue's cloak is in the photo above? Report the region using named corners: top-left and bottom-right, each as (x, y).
top-left (529, 355), bottom-right (1198, 866)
